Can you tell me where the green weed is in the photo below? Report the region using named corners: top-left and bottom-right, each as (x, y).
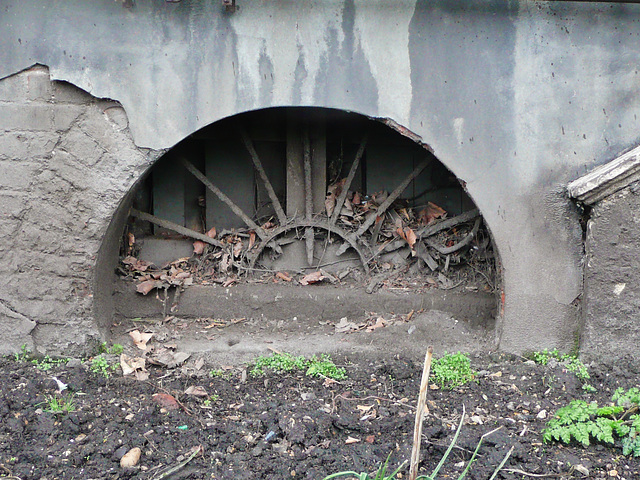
top-left (41, 393), bottom-right (76, 414)
top-left (431, 352), bottom-right (475, 390)
top-left (306, 354), bottom-right (347, 380)
top-left (532, 349), bottom-right (590, 381)
top-left (323, 408), bottom-right (511, 480)
top-left (323, 453), bottom-right (406, 480)
top-left (32, 355), bottom-right (68, 371)
top-left (209, 368), bottom-right (233, 379)
top-left (543, 387), bottom-right (640, 457)
top-left (90, 354), bottom-right (117, 379)
top-left (249, 352), bottom-right (346, 380)
top-left (203, 395), bottom-right (220, 407)
top-left (98, 342), bottom-right (124, 355)
top-left (14, 344), bottom-right (30, 362)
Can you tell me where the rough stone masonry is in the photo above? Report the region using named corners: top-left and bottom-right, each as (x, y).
top-left (0, 66), bottom-right (158, 355)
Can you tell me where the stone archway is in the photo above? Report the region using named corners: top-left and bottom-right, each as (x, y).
top-left (98, 107), bottom-right (500, 362)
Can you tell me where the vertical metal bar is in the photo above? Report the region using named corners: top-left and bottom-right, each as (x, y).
top-left (303, 126), bottom-right (314, 265)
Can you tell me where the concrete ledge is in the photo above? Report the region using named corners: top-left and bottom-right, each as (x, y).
top-left (567, 144), bottom-right (640, 205)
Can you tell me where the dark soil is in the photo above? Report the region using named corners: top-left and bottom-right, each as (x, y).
top-left (1, 351), bottom-right (639, 480)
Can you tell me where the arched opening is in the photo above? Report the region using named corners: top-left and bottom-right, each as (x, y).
top-left (108, 107), bottom-right (498, 361)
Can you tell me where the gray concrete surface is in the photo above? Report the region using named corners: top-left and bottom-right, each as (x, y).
top-left (581, 185), bottom-right (640, 362)
top-left (111, 281), bottom-right (495, 367)
top-left (2, 1), bottom-right (640, 356)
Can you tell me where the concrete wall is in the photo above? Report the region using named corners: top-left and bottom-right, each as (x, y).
top-left (2, 0), bottom-right (640, 355)
top-left (581, 185), bottom-right (640, 363)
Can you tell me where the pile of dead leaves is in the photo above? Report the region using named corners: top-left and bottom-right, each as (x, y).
top-left (121, 256), bottom-right (193, 296)
top-left (119, 329), bottom-right (193, 382)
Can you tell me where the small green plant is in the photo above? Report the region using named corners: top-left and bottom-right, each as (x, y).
top-left (98, 342), bottom-right (124, 355)
top-left (32, 355), bottom-right (68, 371)
top-left (543, 387), bottom-right (640, 457)
top-left (250, 352), bottom-right (307, 376)
top-left (431, 352), bottom-right (475, 390)
top-left (323, 409), bottom-right (511, 480)
top-left (209, 368), bottom-right (234, 379)
top-left (582, 383), bottom-right (597, 393)
top-left (41, 393), bottom-right (76, 414)
top-left (306, 354), bottom-right (347, 380)
top-left (323, 453), bottom-right (406, 480)
top-left (532, 348), bottom-right (559, 365)
top-left (531, 349), bottom-right (590, 381)
top-left (90, 354), bottom-right (117, 379)
top-left (203, 394), bottom-right (220, 407)
top-left (14, 344), bottom-right (31, 362)
top-left (249, 352), bottom-right (346, 380)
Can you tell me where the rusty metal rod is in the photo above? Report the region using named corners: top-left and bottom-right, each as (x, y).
top-left (336, 156), bottom-right (433, 256)
top-left (329, 134), bottom-right (368, 226)
top-left (130, 208), bottom-right (225, 248)
top-left (179, 157), bottom-right (266, 239)
top-left (238, 125), bottom-right (288, 226)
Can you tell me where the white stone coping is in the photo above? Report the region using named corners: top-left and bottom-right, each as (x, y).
top-left (567, 144), bottom-right (640, 205)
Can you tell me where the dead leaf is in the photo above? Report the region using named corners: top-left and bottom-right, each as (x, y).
top-left (300, 271), bottom-right (326, 286)
top-left (206, 226), bottom-right (217, 239)
top-left (357, 405), bottom-right (374, 413)
top-left (419, 202), bottom-right (447, 225)
top-left (222, 276), bottom-right (236, 287)
top-left (345, 436), bottom-right (361, 444)
top-left (335, 317), bottom-right (360, 334)
top-left (248, 231), bottom-right (256, 250)
top-left (149, 347), bottom-right (191, 368)
top-left (194, 357), bottom-right (205, 370)
top-left (323, 377), bottom-right (338, 387)
top-left (325, 191), bottom-right (336, 217)
top-left (120, 354), bottom-right (147, 377)
top-left (152, 393), bottom-right (179, 411)
top-left (193, 240), bottom-right (206, 255)
top-left (129, 330), bottom-right (153, 350)
top-left (366, 317), bottom-right (386, 332)
top-left (233, 241), bottom-right (243, 258)
top-left (365, 435), bottom-right (375, 444)
top-left (136, 279), bottom-right (161, 295)
top-left (275, 271), bottom-right (292, 282)
top-left (184, 386), bottom-right (208, 397)
top-left (220, 253), bottom-right (231, 273)
top-left (122, 256), bottom-right (138, 266)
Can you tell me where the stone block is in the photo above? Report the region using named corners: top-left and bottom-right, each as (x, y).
top-left (0, 73), bottom-right (27, 102)
top-left (54, 105), bottom-right (84, 132)
top-left (104, 106), bottom-right (129, 130)
top-left (0, 132), bottom-right (58, 159)
top-left (26, 67), bottom-right (52, 101)
top-left (0, 162), bottom-right (35, 189)
top-left (0, 302), bottom-right (36, 356)
top-left (52, 81), bottom-right (93, 105)
top-left (0, 103), bottom-right (53, 131)
top-left (59, 127), bottom-right (103, 166)
top-left (0, 192), bottom-right (27, 217)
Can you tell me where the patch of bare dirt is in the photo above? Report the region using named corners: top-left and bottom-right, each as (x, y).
top-left (1, 351), bottom-right (638, 480)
